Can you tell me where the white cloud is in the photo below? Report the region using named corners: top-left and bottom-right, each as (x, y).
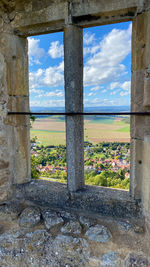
top-left (120, 81), bottom-right (131, 91)
top-left (28, 38), bottom-right (45, 65)
top-left (30, 89), bottom-right (44, 94)
top-left (110, 82), bottom-right (120, 90)
top-left (90, 86), bottom-right (100, 91)
top-left (29, 69), bottom-right (44, 89)
top-left (88, 92), bottom-right (95, 97)
top-left (30, 99), bottom-right (65, 107)
top-left (102, 89), bottom-right (107, 93)
top-left (44, 66), bottom-right (64, 87)
top-left (84, 45), bottom-right (99, 56)
top-left (84, 32), bottom-right (95, 45)
top-left (84, 24), bottom-right (132, 86)
top-left (110, 90), bottom-right (119, 95)
top-left (29, 62), bottom-right (64, 90)
top-left (46, 90), bottom-right (64, 97)
top-left (120, 91), bottom-right (129, 96)
top-left (48, 41), bottom-right (63, 58)
top-left (84, 97), bottom-right (115, 106)
top-left (119, 81), bottom-right (131, 96)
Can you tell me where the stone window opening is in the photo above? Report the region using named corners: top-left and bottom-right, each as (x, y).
top-left (83, 22), bottom-right (131, 190)
top-left (0, 1), bottom-right (150, 225)
top-left (0, 1), bottom-right (150, 264)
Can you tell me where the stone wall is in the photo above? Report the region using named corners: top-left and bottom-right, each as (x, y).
top-left (0, 0), bottom-right (150, 265)
top-left (0, 200), bottom-right (148, 267)
top-left (0, 8), bottom-right (30, 196)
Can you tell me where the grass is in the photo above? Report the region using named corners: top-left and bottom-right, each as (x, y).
top-left (30, 129), bottom-right (66, 146)
top-left (117, 126), bottom-right (130, 132)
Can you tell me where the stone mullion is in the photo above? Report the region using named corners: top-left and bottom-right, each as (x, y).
top-left (64, 25), bottom-right (84, 192)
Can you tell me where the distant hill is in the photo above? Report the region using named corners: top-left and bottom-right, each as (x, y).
top-left (31, 106), bottom-right (130, 113)
top-left (30, 106), bottom-right (130, 121)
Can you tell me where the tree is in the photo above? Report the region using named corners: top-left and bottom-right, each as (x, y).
top-left (31, 155), bottom-right (40, 179)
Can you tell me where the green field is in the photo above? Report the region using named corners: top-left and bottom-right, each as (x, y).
top-left (30, 117), bottom-right (130, 146)
top-left (30, 129), bottom-right (66, 146)
top-left (117, 126), bottom-right (130, 132)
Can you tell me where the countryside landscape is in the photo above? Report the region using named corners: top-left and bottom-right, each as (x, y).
top-left (31, 106), bottom-right (130, 190)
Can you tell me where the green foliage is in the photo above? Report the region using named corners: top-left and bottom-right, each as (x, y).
top-left (30, 142), bottom-right (130, 190)
top-left (85, 169), bottom-right (129, 190)
top-left (31, 155), bottom-right (40, 179)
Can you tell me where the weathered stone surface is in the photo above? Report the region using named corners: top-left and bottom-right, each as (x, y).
top-left (125, 253), bottom-right (149, 267)
top-left (60, 210), bottom-right (77, 221)
top-left (79, 216), bottom-right (95, 228)
top-left (0, 1), bottom-right (150, 265)
top-left (14, 180), bottom-right (142, 218)
top-left (64, 24), bottom-right (84, 192)
top-left (61, 220), bottom-right (82, 235)
top-left (85, 224), bottom-right (112, 243)
top-left (101, 251), bottom-right (118, 267)
top-left (42, 209), bottom-right (64, 230)
top-left (118, 221), bottom-right (132, 231)
top-left (53, 235), bottom-right (90, 266)
top-left (19, 207), bottom-right (41, 228)
top-left (132, 13), bottom-right (147, 71)
top-left (133, 225), bottom-right (145, 234)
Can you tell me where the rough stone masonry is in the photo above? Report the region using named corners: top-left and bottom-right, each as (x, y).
top-left (0, 0), bottom-right (150, 266)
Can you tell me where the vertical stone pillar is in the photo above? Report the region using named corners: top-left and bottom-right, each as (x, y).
top-left (0, 32), bottom-right (30, 186)
top-left (130, 10), bottom-right (150, 216)
top-left (141, 10), bottom-right (150, 227)
top-left (64, 25), bottom-right (84, 192)
top-left (130, 12), bottom-right (146, 199)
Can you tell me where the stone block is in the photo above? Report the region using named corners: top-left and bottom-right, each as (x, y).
top-left (19, 207), bottom-right (41, 228)
top-left (12, 1), bottom-right (67, 30)
top-left (143, 78), bottom-right (150, 108)
top-left (42, 209), bottom-right (64, 230)
top-left (6, 96), bottom-right (30, 127)
top-left (142, 135), bottom-right (150, 213)
top-left (130, 139), bottom-right (143, 199)
top-left (61, 221), bottom-right (82, 235)
top-left (71, 0), bottom-right (138, 17)
top-left (0, 34), bottom-right (28, 97)
top-left (125, 253), bottom-right (149, 267)
top-left (85, 224), bottom-right (112, 243)
top-left (132, 13), bottom-right (147, 71)
top-left (6, 125), bottom-right (30, 184)
top-left (145, 9), bottom-right (150, 68)
top-left (131, 70), bottom-right (145, 139)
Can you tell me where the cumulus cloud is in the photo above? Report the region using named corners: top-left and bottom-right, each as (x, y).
top-left (29, 24), bottom-right (131, 107)
top-left (48, 41), bottom-right (63, 58)
top-left (84, 24), bottom-right (132, 86)
top-left (110, 82), bottom-right (120, 90)
top-left (29, 62), bottom-right (64, 89)
top-left (28, 38), bottom-right (45, 65)
top-left (119, 81), bottom-right (131, 96)
top-left (120, 81), bottom-right (131, 91)
top-left (84, 32), bottom-right (95, 45)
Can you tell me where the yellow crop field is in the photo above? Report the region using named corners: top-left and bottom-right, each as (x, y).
top-left (30, 117), bottom-right (130, 146)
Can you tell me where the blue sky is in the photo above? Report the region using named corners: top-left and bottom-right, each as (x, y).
top-left (29, 21), bottom-right (131, 108)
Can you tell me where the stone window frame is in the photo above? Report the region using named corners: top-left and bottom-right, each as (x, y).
top-left (3, 2), bottom-right (150, 218)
